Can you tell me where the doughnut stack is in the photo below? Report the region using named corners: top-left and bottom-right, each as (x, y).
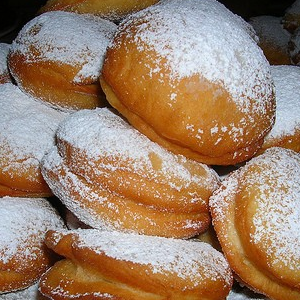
top-left (0, 0), bottom-right (299, 299)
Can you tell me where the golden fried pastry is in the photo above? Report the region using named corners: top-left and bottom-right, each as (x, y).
top-left (100, 0), bottom-right (276, 166)
top-left (41, 107), bottom-right (220, 238)
top-left (258, 65), bottom-right (300, 154)
top-left (0, 43), bottom-right (12, 84)
top-left (8, 11), bottom-right (117, 111)
top-left (39, 229), bottom-right (233, 300)
top-left (282, 0), bottom-right (300, 33)
top-left (38, 0), bottom-right (159, 22)
top-left (0, 83), bottom-right (68, 197)
top-left (0, 196), bottom-right (66, 294)
top-left (209, 147), bottom-right (300, 300)
top-left (249, 15), bottom-right (291, 65)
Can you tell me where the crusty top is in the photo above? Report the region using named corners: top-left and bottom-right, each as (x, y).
top-left (10, 11), bottom-right (117, 83)
top-left (112, 0), bottom-right (273, 114)
top-left (55, 107), bottom-right (220, 199)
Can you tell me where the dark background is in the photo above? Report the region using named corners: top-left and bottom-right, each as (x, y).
top-left (0, 0), bottom-right (296, 43)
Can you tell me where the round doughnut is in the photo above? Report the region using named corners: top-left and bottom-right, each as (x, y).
top-left (38, 0), bottom-right (159, 22)
top-left (0, 43), bottom-right (12, 84)
top-left (8, 11), bottom-right (117, 111)
top-left (282, 0), bottom-right (300, 33)
top-left (249, 15), bottom-right (291, 65)
top-left (258, 65), bottom-right (300, 154)
top-left (0, 196), bottom-right (66, 294)
top-left (209, 147), bottom-right (300, 300)
top-left (41, 107), bottom-right (220, 238)
top-left (39, 229), bottom-right (233, 300)
top-left (0, 83), bottom-right (68, 197)
top-left (100, 0), bottom-right (276, 166)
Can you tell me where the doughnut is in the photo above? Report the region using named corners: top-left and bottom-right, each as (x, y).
top-left (257, 65), bottom-right (300, 154)
top-left (100, 0), bottom-right (276, 166)
top-left (209, 147), bottom-right (300, 300)
top-left (0, 43), bottom-right (12, 84)
top-left (0, 83), bottom-right (68, 197)
top-left (39, 229), bottom-right (233, 300)
top-left (8, 11), bottom-right (117, 111)
top-left (41, 107), bottom-right (220, 238)
top-left (249, 16), bottom-right (291, 65)
top-left (282, 0), bottom-right (300, 33)
top-left (38, 0), bottom-right (159, 22)
top-left (0, 196), bottom-right (66, 294)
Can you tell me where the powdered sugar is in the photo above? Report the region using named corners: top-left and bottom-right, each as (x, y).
top-left (11, 11), bottom-right (117, 82)
top-left (56, 108), bottom-right (219, 193)
top-left (0, 83), bottom-right (67, 178)
top-left (52, 228), bottom-right (232, 287)
top-left (0, 196), bottom-right (65, 266)
top-left (211, 147), bottom-right (300, 272)
top-left (115, 0), bottom-right (273, 113)
top-left (246, 148), bottom-right (300, 269)
top-left (264, 65), bottom-right (300, 139)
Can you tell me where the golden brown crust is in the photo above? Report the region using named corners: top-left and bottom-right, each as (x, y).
top-left (38, 0), bottom-right (159, 21)
top-left (39, 229), bottom-right (233, 300)
top-left (9, 52), bottom-right (107, 111)
top-left (100, 0), bottom-right (276, 166)
top-left (41, 108), bottom-right (220, 238)
top-left (100, 77), bottom-right (267, 166)
top-left (42, 139), bottom-right (212, 238)
top-left (8, 11), bottom-right (117, 111)
top-left (209, 147), bottom-right (300, 299)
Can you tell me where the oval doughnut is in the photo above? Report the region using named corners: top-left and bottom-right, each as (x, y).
top-left (100, 0), bottom-right (276, 166)
top-left (39, 229), bottom-right (233, 300)
top-left (209, 147), bottom-right (300, 300)
top-left (8, 11), bottom-right (117, 111)
top-left (0, 83), bottom-right (68, 197)
top-left (41, 107), bottom-right (220, 238)
top-left (0, 196), bottom-right (66, 293)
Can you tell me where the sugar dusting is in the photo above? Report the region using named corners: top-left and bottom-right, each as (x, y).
top-left (114, 0), bottom-right (273, 113)
top-left (0, 197), bottom-right (65, 267)
top-left (11, 11), bottom-right (117, 82)
top-left (210, 147), bottom-right (300, 270)
top-left (41, 146), bottom-right (209, 233)
top-left (245, 148), bottom-right (300, 268)
top-left (263, 65), bottom-right (300, 140)
top-left (52, 228), bottom-right (232, 287)
top-left (56, 108), bottom-right (219, 194)
top-left (0, 83), bottom-right (67, 178)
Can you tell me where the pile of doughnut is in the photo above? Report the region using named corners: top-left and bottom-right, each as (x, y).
top-left (0, 0), bottom-right (299, 299)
